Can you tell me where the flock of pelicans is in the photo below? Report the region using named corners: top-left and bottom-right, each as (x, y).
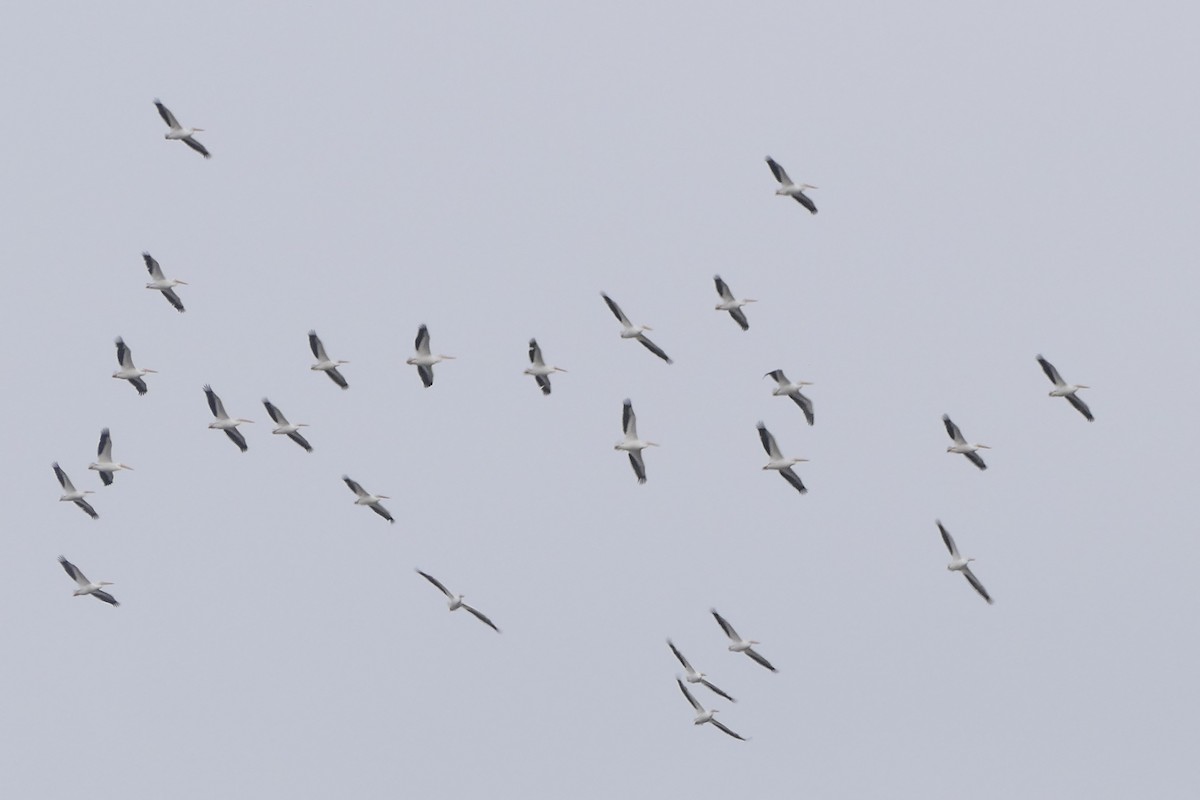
top-left (48, 100), bottom-right (1098, 742)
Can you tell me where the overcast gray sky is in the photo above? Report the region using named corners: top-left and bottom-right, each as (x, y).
top-left (3, 1), bottom-right (1198, 797)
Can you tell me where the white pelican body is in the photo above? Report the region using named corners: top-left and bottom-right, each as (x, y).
top-left (112, 337), bottom-right (156, 395)
top-left (937, 521), bottom-right (993, 604)
top-left (765, 156), bottom-right (818, 214)
top-left (756, 422), bottom-right (808, 495)
top-left (942, 414), bottom-right (990, 470)
top-left (711, 609), bottom-right (777, 672)
top-left (764, 369), bottom-right (814, 426)
top-left (204, 385), bottom-right (253, 452)
top-left (342, 475), bottom-right (394, 523)
top-left (668, 640), bottom-right (736, 702)
top-left (713, 275), bottom-right (756, 331)
top-left (88, 428), bottom-right (132, 486)
top-left (52, 463), bottom-right (97, 519)
top-left (524, 338), bottom-right (566, 395)
top-left (676, 679), bottom-right (747, 741)
top-left (154, 99), bottom-right (210, 159)
top-left (262, 399), bottom-right (312, 452)
top-left (142, 252), bottom-right (187, 312)
top-left (309, 330), bottom-right (349, 389)
top-left (406, 324), bottom-right (455, 388)
top-left (601, 293), bottom-right (673, 364)
top-left (614, 399), bottom-right (658, 484)
top-left (1036, 355), bottom-right (1093, 421)
top-left (415, 570), bottom-right (500, 632)
top-left (58, 556), bottom-right (118, 606)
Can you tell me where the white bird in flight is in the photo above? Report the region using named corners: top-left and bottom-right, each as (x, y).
top-left (52, 463), bottom-right (98, 519)
top-left (142, 252), bottom-right (187, 312)
top-left (204, 385), bottom-right (253, 453)
top-left (764, 369), bottom-right (814, 426)
top-left (309, 330), bottom-right (349, 390)
top-left (58, 556), bottom-right (118, 606)
top-left (154, 99), bottom-right (210, 159)
top-left (406, 324), bottom-right (455, 388)
top-left (1036, 355), bottom-right (1093, 422)
top-left (676, 679), bottom-right (747, 741)
top-left (89, 428), bottom-right (132, 486)
top-left (524, 338), bottom-right (566, 395)
top-left (937, 521), bottom-right (993, 605)
top-left (942, 414), bottom-right (990, 470)
top-left (765, 156), bottom-right (817, 214)
top-left (601, 292), bottom-right (673, 364)
top-left (342, 475), bottom-right (394, 524)
top-left (415, 570), bottom-right (501, 632)
top-left (712, 275), bottom-right (755, 331)
top-left (262, 398), bottom-right (312, 452)
top-left (756, 422), bottom-right (808, 495)
top-left (711, 609), bottom-right (778, 672)
top-left (112, 337), bottom-right (155, 396)
top-left (614, 399), bottom-right (658, 485)
top-left (667, 639), bottom-right (736, 702)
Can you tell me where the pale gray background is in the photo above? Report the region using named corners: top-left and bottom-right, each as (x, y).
top-left (3, 1), bottom-right (1198, 797)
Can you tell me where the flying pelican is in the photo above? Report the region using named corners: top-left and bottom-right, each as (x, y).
top-left (58, 556), bottom-right (118, 606)
top-left (764, 370), bottom-right (814, 426)
top-left (524, 338), bottom-right (566, 395)
top-left (615, 399), bottom-right (658, 484)
top-left (713, 275), bottom-right (755, 331)
top-left (756, 422), bottom-right (808, 495)
top-left (309, 330), bottom-right (349, 390)
top-left (89, 428), bottom-right (132, 486)
top-left (204, 385), bottom-right (253, 452)
top-left (937, 521), bottom-right (993, 605)
top-left (942, 414), bottom-right (989, 470)
top-left (765, 156), bottom-right (817, 214)
top-left (676, 679), bottom-right (747, 741)
top-left (1036, 355), bottom-right (1093, 421)
top-left (111, 336), bottom-right (156, 396)
top-left (52, 463), bottom-right (97, 519)
top-left (601, 293), bottom-right (673, 364)
top-left (154, 99), bottom-right (210, 159)
top-left (711, 609), bottom-right (777, 672)
top-left (406, 324), bottom-right (455, 388)
top-left (667, 640), bottom-right (736, 702)
top-left (142, 252), bottom-right (187, 312)
top-left (262, 398), bottom-right (312, 452)
top-left (342, 475), bottom-right (394, 523)
top-left (415, 570), bottom-right (500, 632)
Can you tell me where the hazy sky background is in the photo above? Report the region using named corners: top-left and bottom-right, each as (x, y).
top-left (3, 2), bottom-right (1198, 797)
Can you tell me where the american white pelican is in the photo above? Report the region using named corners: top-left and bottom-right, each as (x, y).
top-left (764, 370), bottom-right (814, 426)
top-left (142, 252), bottom-right (187, 312)
top-left (942, 414), bottom-right (989, 470)
top-left (667, 639), bottom-right (736, 702)
top-left (713, 275), bottom-right (755, 331)
top-left (937, 521), bottom-right (993, 605)
top-left (89, 428), bottom-right (132, 486)
top-left (676, 679), bottom-right (747, 741)
top-left (601, 293), bottom-right (673, 364)
top-left (58, 556), bottom-right (118, 606)
top-left (524, 338), bottom-right (566, 395)
top-left (406, 324), bottom-right (455, 388)
top-left (415, 570), bottom-right (500, 632)
top-left (309, 330), bottom-right (349, 390)
top-left (614, 399), bottom-right (658, 484)
top-left (52, 463), bottom-right (97, 520)
top-left (204, 385), bottom-right (253, 452)
top-left (756, 422), bottom-right (808, 495)
top-left (711, 609), bottom-right (777, 672)
top-left (765, 156), bottom-right (817, 214)
top-left (342, 475), bottom-right (394, 523)
top-left (1036, 355), bottom-right (1093, 422)
top-left (112, 337), bottom-right (156, 396)
top-left (262, 398), bottom-right (312, 452)
top-left (154, 99), bottom-right (210, 159)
